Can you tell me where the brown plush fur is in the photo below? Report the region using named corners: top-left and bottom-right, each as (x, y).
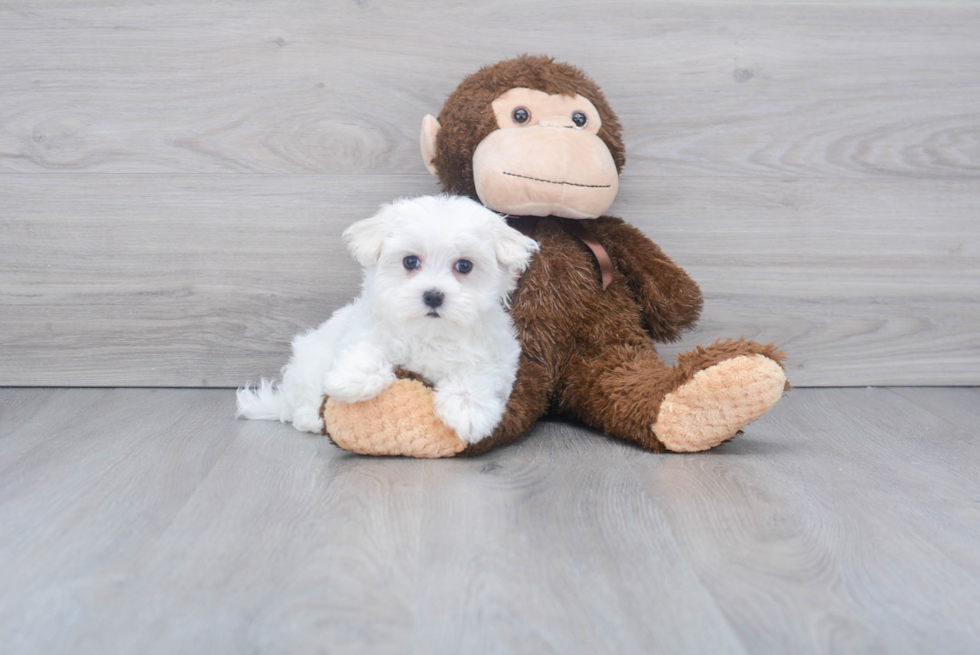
top-left (434, 55), bottom-right (625, 200)
top-left (456, 216), bottom-right (784, 456)
top-left (324, 55), bottom-right (786, 456)
top-left (435, 56), bottom-right (784, 456)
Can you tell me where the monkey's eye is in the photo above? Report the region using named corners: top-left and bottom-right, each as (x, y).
top-left (511, 107), bottom-right (530, 125)
top-left (454, 259), bottom-right (473, 274)
top-left (571, 111), bottom-right (588, 128)
top-left (403, 256), bottom-right (420, 270)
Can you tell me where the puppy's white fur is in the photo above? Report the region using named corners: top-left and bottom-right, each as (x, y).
top-left (237, 195), bottom-right (538, 443)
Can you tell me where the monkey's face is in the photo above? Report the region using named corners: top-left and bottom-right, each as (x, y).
top-left (470, 88), bottom-right (619, 219)
top-left (422, 85), bottom-right (621, 220)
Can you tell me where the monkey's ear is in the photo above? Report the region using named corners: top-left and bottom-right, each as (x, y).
top-left (342, 203), bottom-right (397, 267)
top-left (420, 114), bottom-right (441, 177)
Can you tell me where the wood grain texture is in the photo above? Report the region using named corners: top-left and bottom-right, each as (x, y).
top-left (1, 1), bottom-right (978, 178)
top-left (645, 386), bottom-right (980, 653)
top-left (1, 0), bottom-right (979, 386)
top-left (1, 386), bottom-right (979, 653)
top-left (0, 388), bottom-right (239, 653)
top-left (634, 177), bottom-right (980, 386)
top-left (2, 174), bottom-right (977, 386)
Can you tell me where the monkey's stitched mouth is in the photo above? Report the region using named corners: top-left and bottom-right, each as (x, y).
top-left (502, 171), bottom-right (611, 189)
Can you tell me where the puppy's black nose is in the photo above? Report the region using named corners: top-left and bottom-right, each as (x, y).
top-left (423, 289), bottom-right (444, 308)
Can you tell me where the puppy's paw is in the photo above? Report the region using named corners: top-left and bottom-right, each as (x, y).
top-left (292, 405), bottom-right (325, 434)
top-left (433, 384), bottom-right (505, 443)
top-left (323, 359), bottom-right (395, 404)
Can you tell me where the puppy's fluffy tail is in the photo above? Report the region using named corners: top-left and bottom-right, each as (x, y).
top-left (236, 379), bottom-right (288, 422)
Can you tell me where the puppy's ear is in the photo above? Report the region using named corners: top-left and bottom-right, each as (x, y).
top-left (490, 218), bottom-right (539, 276)
top-left (343, 203), bottom-right (397, 267)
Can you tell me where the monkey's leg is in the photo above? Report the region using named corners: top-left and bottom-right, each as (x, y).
top-left (559, 339), bottom-right (787, 453)
top-left (323, 376), bottom-right (467, 458)
top-left (323, 356), bottom-right (550, 458)
top-left (458, 356), bottom-right (551, 457)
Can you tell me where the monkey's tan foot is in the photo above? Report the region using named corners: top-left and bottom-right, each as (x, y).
top-left (322, 378), bottom-right (467, 458)
top-left (653, 354), bottom-right (786, 453)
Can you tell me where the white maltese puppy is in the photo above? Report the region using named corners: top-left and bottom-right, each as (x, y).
top-left (237, 195), bottom-right (539, 443)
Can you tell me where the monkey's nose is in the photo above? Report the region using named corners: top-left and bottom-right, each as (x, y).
top-left (423, 289), bottom-right (444, 308)
top-left (538, 115), bottom-right (576, 128)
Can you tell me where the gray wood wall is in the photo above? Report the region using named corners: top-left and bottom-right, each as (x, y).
top-left (1, 0), bottom-right (978, 387)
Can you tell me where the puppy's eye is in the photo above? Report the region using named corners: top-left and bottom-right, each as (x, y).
top-left (403, 256), bottom-right (420, 270)
top-left (571, 111), bottom-right (587, 128)
top-left (512, 107), bottom-right (530, 125)
top-left (454, 259), bottom-right (473, 274)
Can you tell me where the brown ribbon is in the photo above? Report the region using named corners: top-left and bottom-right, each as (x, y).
top-left (506, 215), bottom-right (614, 290)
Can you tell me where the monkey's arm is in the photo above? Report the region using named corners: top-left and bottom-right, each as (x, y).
top-left (590, 216), bottom-right (703, 343)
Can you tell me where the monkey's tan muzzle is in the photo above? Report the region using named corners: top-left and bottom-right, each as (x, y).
top-left (472, 127), bottom-right (619, 219)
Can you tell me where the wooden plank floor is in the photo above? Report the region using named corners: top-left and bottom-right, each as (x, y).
top-left (1, 387), bottom-right (978, 654)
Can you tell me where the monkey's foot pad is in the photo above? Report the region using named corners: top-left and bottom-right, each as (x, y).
top-left (653, 354), bottom-right (786, 453)
top-left (323, 378), bottom-right (467, 458)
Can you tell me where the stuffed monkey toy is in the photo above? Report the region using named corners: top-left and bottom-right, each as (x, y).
top-left (323, 55), bottom-right (787, 457)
